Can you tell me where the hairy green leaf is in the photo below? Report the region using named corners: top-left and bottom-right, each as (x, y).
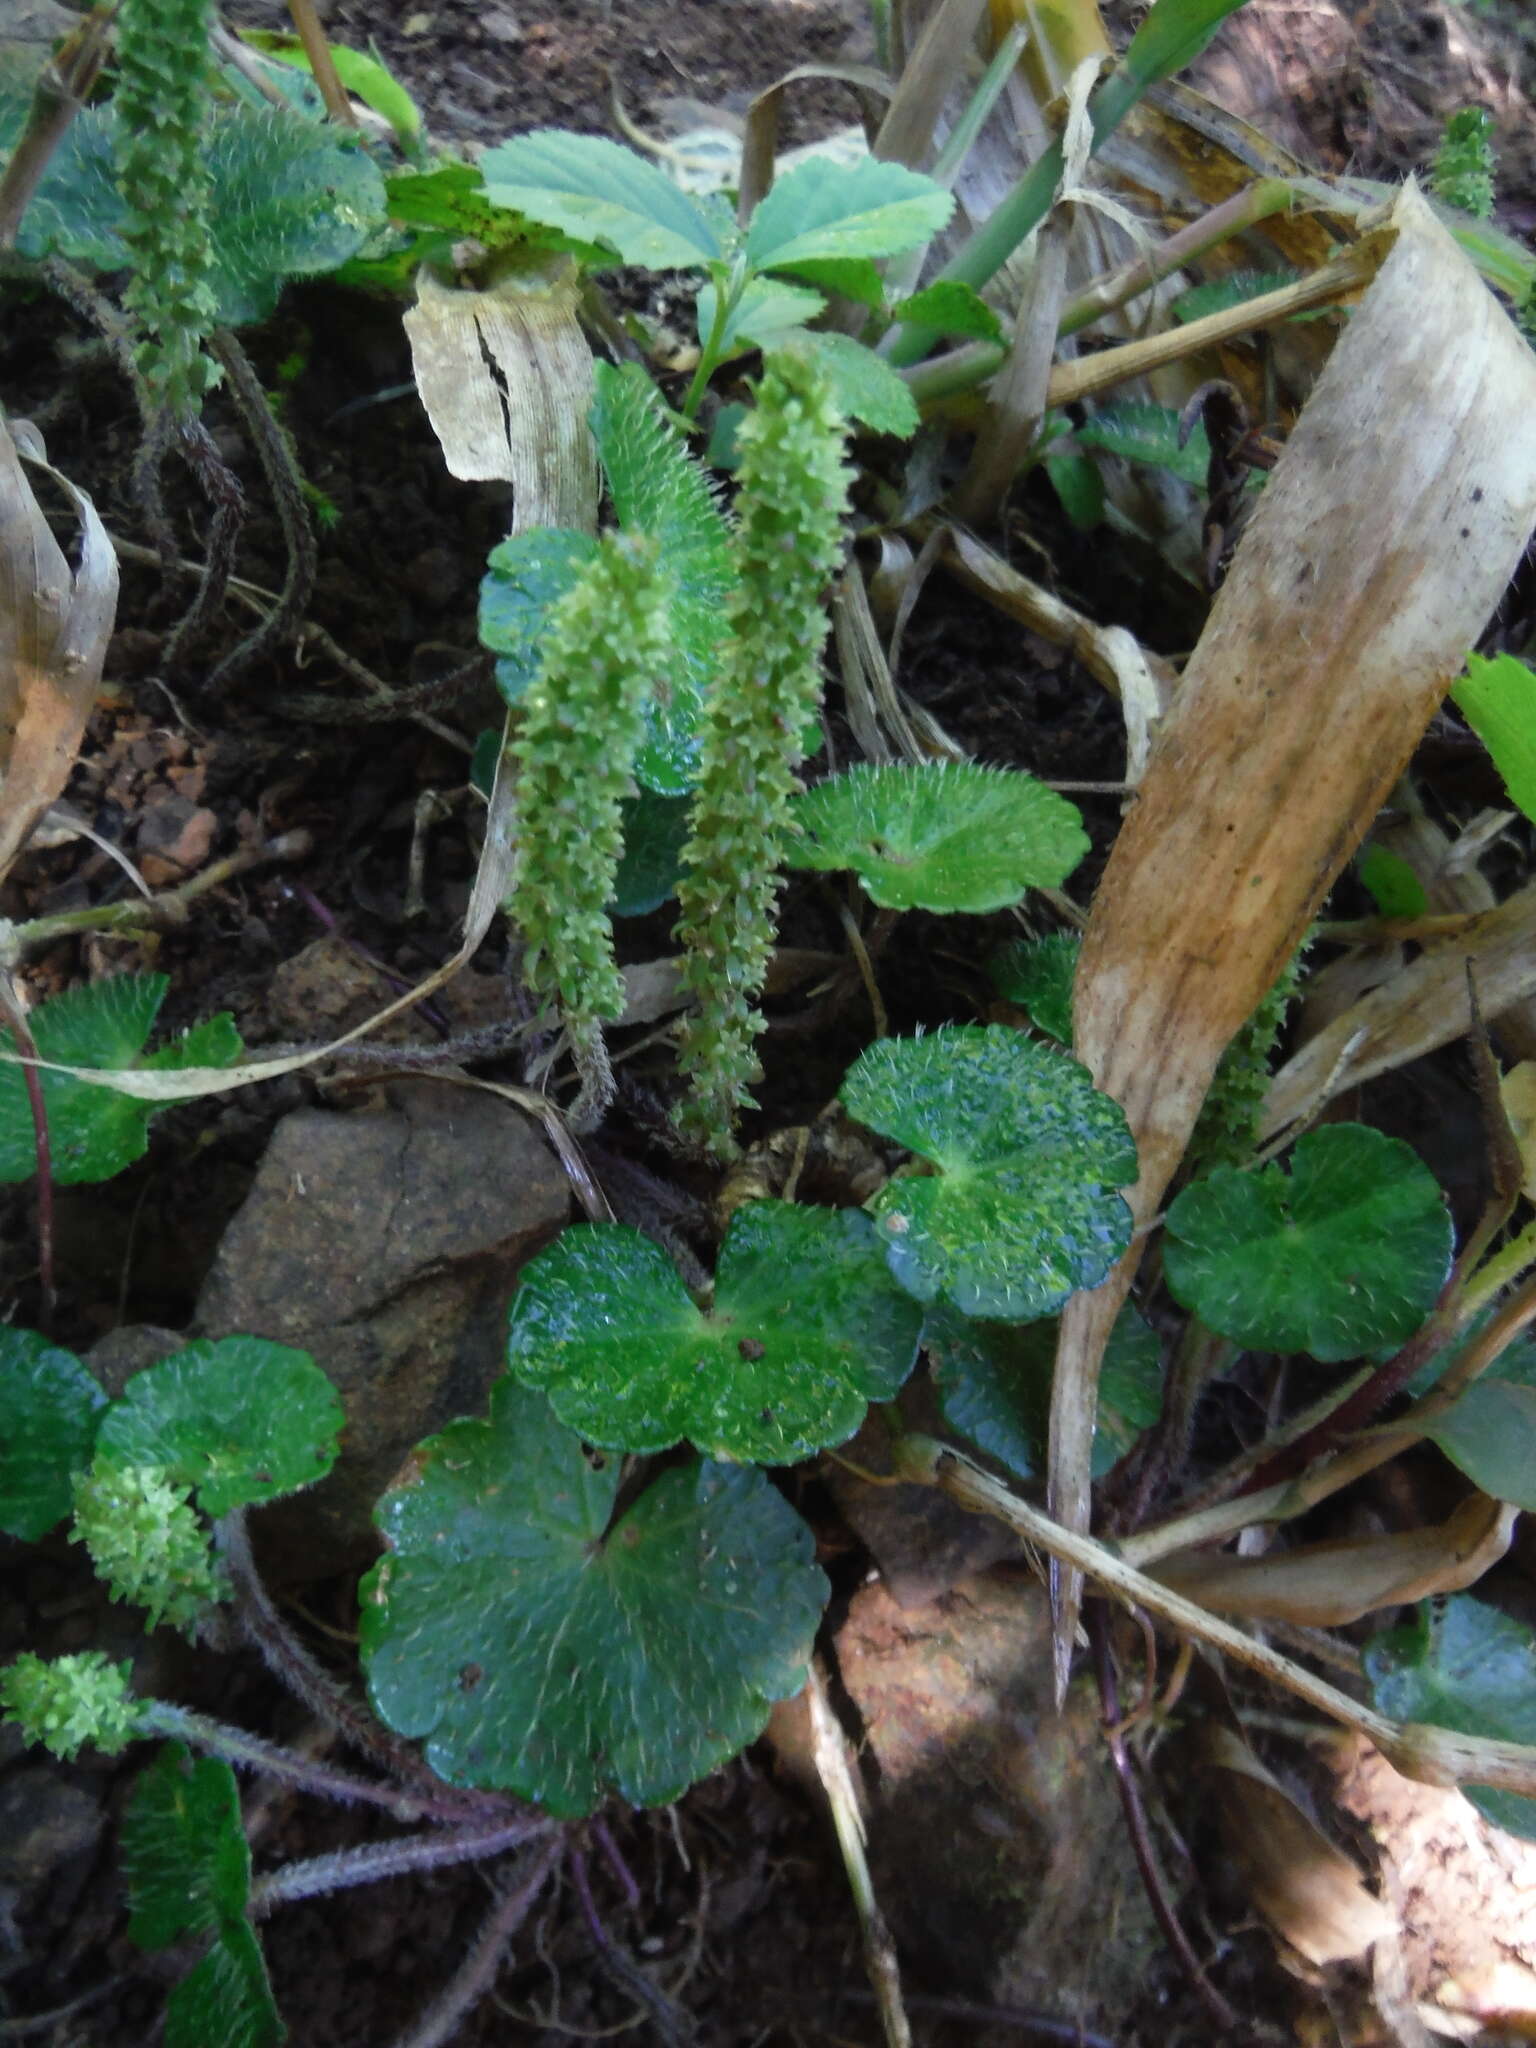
top-left (361, 1379), bottom-right (827, 1814)
top-left (745, 154), bottom-right (952, 273)
top-left (507, 1204), bottom-right (922, 1461)
top-left (841, 1025), bottom-right (1137, 1319)
top-left (166, 1924), bottom-right (283, 2048)
top-left (124, 1743), bottom-right (250, 1948)
top-left (94, 1338), bottom-right (342, 1518)
top-left (987, 932), bottom-right (1080, 1042)
top-left (479, 129), bottom-right (724, 269)
top-left (1072, 400), bottom-right (1210, 487)
top-left (1163, 1125), bottom-right (1452, 1361)
top-left (1366, 1596), bottom-right (1536, 1839)
top-left (788, 762), bottom-right (1087, 910)
top-left (1044, 453), bottom-right (1107, 532)
top-left (590, 362), bottom-right (736, 790)
top-left (0, 1329), bottom-right (106, 1541)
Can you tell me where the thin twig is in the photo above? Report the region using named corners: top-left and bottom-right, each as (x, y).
top-left (570, 1844), bottom-right (696, 2046)
top-left (250, 1816), bottom-right (556, 1917)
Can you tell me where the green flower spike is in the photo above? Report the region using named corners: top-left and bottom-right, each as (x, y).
top-left (511, 530), bottom-right (675, 1127)
top-left (115, 0), bottom-right (221, 419)
top-left (673, 349), bottom-right (853, 1154)
top-left (71, 1461), bottom-right (228, 1635)
top-left (1, 1651), bottom-right (140, 1760)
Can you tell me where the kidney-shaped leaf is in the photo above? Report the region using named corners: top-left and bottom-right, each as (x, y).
top-left (1163, 1125), bottom-right (1452, 1361)
top-left (479, 129), bottom-right (724, 270)
top-left (1424, 1378), bottom-right (1536, 1510)
top-left (480, 525), bottom-right (598, 705)
top-left (840, 1025), bottom-right (1138, 1320)
top-left (1365, 1595), bottom-right (1536, 1840)
top-left (94, 1338), bottom-right (342, 1519)
top-left (507, 1203), bottom-right (922, 1462)
top-left (745, 155), bottom-right (952, 274)
top-left (927, 1299), bottom-right (1161, 1481)
top-left (0, 1327), bottom-right (107, 1540)
top-left (789, 762), bottom-right (1087, 911)
top-left (0, 975), bottom-right (241, 1186)
top-left (360, 1379), bottom-right (827, 1815)
top-left (988, 931), bottom-right (1080, 1042)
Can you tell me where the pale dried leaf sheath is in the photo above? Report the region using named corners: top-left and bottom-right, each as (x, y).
top-left (0, 414), bottom-right (118, 882)
top-left (1048, 184), bottom-right (1536, 1689)
top-left (404, 260), bottom-right (598, 531)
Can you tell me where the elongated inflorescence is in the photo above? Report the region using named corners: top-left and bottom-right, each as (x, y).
top-left (672, 351), bottom-right (854, 1155)
top-left (114, 0), bottom-right (220, 419)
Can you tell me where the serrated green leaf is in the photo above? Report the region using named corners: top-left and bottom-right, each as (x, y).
top-left (1073, 401), bottom-right (1210, 487)
top-left (745, 154), bottom-right (952, 273)
top-left (613, 791), bottom-right (691, 916)
top-left (1163, 1125), bottom-right (1453, 1361)
top-left (1452, 652), bottom-right (1536, 826)
top-left (697, 276), bottom-right (825, 360)
top-left (987, 932), bottom-right (1080, 1042)
top-left (94, 1338), bottom-right (341, 1519)
top-left (841, 1025), bottom-right (1137, 1320)
top-left (927, 1299), bottom-right (1160, 1480)
top-left (479, 526), bottom-right (598, 705)
top-left (590, 362), bottom-right (736, 791)
top-left (479, 129), bottom-right (723, 270)
top-left (124, 1743), bottom-right (250, 1948)
top-left (1358, 843), bottom-right (1428, 920)
top-left (1171, 267), bottom-right (1299, 324)
top-left (0, 1328), bottom-right (107, 1541)
top-left (773, 254), bottom-right (885, 306)
top-left (891, 280), bottom-right (1004, 345)
top-left (788, 762), bottom-right (1087, 910)
top-left (0, 976), bottom-right (241, 1186)
top-left (507, 1203), bottom-right (922, 1461)
top-left (360, 1378), bottom-right (827, 1814)
top-left (143, 1012), bottom-right (243, 1075)
top-left (779, 332), bottom-right (918, 438)
top-left (1423, 1379), bottom-right (1536, 1509)
top-left (12, 104), bottom-right (123, 267)
top-left (166, 1924), bottom-right (283, 2048)
top-left (1365, 1597), bottom-right (1536, 1839)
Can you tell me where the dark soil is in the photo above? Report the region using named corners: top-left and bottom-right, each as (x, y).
top-left (3, 0), bottom-right (1535, 2043)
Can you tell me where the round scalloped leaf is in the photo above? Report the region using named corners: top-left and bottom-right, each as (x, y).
top-left (927, 1301), bottom-right (1161, 1481)
top-left (0, 1328), bottom-right (107, 1540)
top-left (789, 763), bottom-right (1087, 912)
top-left (1365, 1596), bottom-right (1536, 1839)
top-left (507, 1203), bottom-right (922, 1462)
top-left (613, 791), bottom-right (691, 916)
top-left (1162, 1125), bottom-right (1452, 1362)
top-left (987, 932), bottom-right (1080, 1042)
top-left (94, 1338), bottom-right (342, 1519)
top-left (360, 1379), bottom-right (827, 1814)
top-left (840, 1026), bottom-right (1137, 1320)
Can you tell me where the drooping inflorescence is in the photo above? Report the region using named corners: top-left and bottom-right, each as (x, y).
top-left (671, 351), bottom-right (854, 1155)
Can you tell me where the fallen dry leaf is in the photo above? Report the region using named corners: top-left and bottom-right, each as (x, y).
top-left (1048, 183), bottom-right (1536, 1683)
top-left (1153, 1494), bottom-right (1517, 1627)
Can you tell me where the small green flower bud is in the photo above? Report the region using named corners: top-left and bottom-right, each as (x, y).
top-left (1, 1652), bottom-right (140, 1760)
top-left (71, 1462), bottom-right (228, 1636)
